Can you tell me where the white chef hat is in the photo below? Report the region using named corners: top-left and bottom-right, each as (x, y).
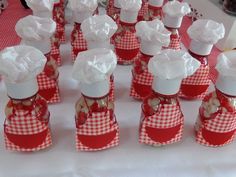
top-left (69, 0), bottom-right (98, 23)
top-left (188, 19), bottom-right (225, 56)
top-left (148, 0), bottom-right (164, 7)
top-left (81, 15), bottom-right (118, 49)
top-left (72, 48), bottom-right (117, 97)
top-left (0, 45), bottom-right (47, 99)
top-left (148, 49), bottom-right (200, 95)
top-left (163, 1), bottom-right (190, 28)
top-left (26, 0), bottom-right (53, 18)
top-left (215, 50), bottom-right (236, 96)
top-left (119, 0), bottom-right (142, 23)
top-left (136, 19), bottom-right (171, 55)
top-left (15, 15), bottom-right (56, 54)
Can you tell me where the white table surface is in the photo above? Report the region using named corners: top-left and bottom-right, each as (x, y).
top-left (0, 24), bottom-right (236, 177)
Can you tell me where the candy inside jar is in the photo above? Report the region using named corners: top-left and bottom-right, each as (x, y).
top-left (75, 94), bottom-right (114, 126)
top-left (142, 90), bottom-right (178, 117)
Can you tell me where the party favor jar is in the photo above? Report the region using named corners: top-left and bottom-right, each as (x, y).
top-left (114, 0), bottom-right (142, 65)
top-left (130, 19), bottom-right (171, 100)
top-left (0, 46), bottom-right (52, 152)
top-left (143, 0), bottom-right (164, 21)
top-left (163, 1), bottom-right (190, 50)
top-left (72, 48), bottom-right (120, 151)
top-left (180, 19), bottom-right (225, 100)
top-left (69, 0), bottom-right (98, 62)
top-left (139, 49), bottom-right (200, 146)
top-left (53, 0), bottom-right (66, 43)
top-left (196, 51), bottom-right (236, 147)
top-left (81, 15), bottom-right (118, 102)
top-left (15, 15), bottom-right (61, 104)
top-left (26, 0), bottom-right (53, 18)
top-left (107, 0), bottom-right (121, 23)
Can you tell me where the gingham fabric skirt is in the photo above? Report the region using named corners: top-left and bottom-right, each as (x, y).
top-left (76, 111), bottom-right (119, 151)
top-left (180, 64), bottom-right (211, 100)
top-left (138, 1), bottom-right (148, 21)
top-left (37, 73), bottom-right (60, 104)
top-left (195, 92), bottom-right (236, 147)
top-left (53, 3), bottom-right (65, 43)
top-left (51, 36), bottom-right (62, 66)
top-left (168, 33), bottom-right (181, 50)
top-left (71, 24), bottom-right (87, 62)
top-left (106, 0), bottom-right (120, 23)
top-left (196, 111), bottom-right (236, 147)
top-left (143, 5), bottom-right (163, 21)
top-left (109, 75), bottom-right (115, 102)
top-left (57, 24), bottom-right (66, 43)
top-left (37, 54), bottom-right (60, 103)
top-left (139, 104), bottom-right (184, 146)
top-left (4, 102), bottom-right (52, 151)
top-left (130, 69), bottom-right (153, 100)
top-left (115, 31), bottom-right (140, 65)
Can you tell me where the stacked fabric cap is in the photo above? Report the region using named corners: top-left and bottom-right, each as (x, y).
top-left (148, 49), bottom-right (201, 95)
top-left (119, 0), bottom-right (142, 23)
top-left (188, 19), bottom-right (225, 56)
top-left (81, 15), bottom-right (118, 50)
top-left (72, 48), bottom-right (117, 98)
top-left (136, 19), bottom-right (170, 55)
top-left (15, 15), bottom-right (56, 55)
top-left (0, 45), bottom-right (46, 99)
top-left (69, 0), bottom-right (98, 24)
top-left (25, 0), bottom-right (53, 18)
top-left (216, 51), bottom-right (236, 96)
top-left (163, 0), bottom-right (190, 29)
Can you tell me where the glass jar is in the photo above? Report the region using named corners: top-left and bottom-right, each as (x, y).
top-left (75, 94), bottom-right (114, 125)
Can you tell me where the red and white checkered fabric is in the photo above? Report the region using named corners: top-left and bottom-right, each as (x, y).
top-left (57, 24), bottom-right (66, 43)
top-left (109, 75), bottom-right (115, 102)
top-left (115, 31), bottom-right (139, 50)
top-left (180, 64), bottom-right (211, 99)
top-left (139, 104), bottom-right (184, 146)
top-left (76, 111), bottom-right (119, 151)
top-left (114, 23), bottom-right (140, 64)
top-left (130, 69), bottom-right (153, 100)
top-left (4, 131), bottom-right (52, 152)
top-left (37, 73), bottom-right (60, 104)
top-left (143, 5), bottom-right (163, 21)
top-left (196, 128), bottom-right (236, 147)
top-left (71, 23), bottom-right (87, 62)
top-left (196, 91), bottom-right (236, 147)
top-left (51, 36), bottom-right (61, 66)
top-left (4, 98), bottom-right (52, 151)
top-left (106, 0), bottom-right (120, 23)
top-left (168, 33), bottom-right (181, 50)
top-left (138, 1), bottom-right (148, 21)
top-left (53, 2), bottom-right (65, 43)
top-left (37, 54), bottom-right (60, 104)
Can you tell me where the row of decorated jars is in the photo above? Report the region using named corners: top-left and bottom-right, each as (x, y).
top-left (1, 46), bottom-right (236, 152)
